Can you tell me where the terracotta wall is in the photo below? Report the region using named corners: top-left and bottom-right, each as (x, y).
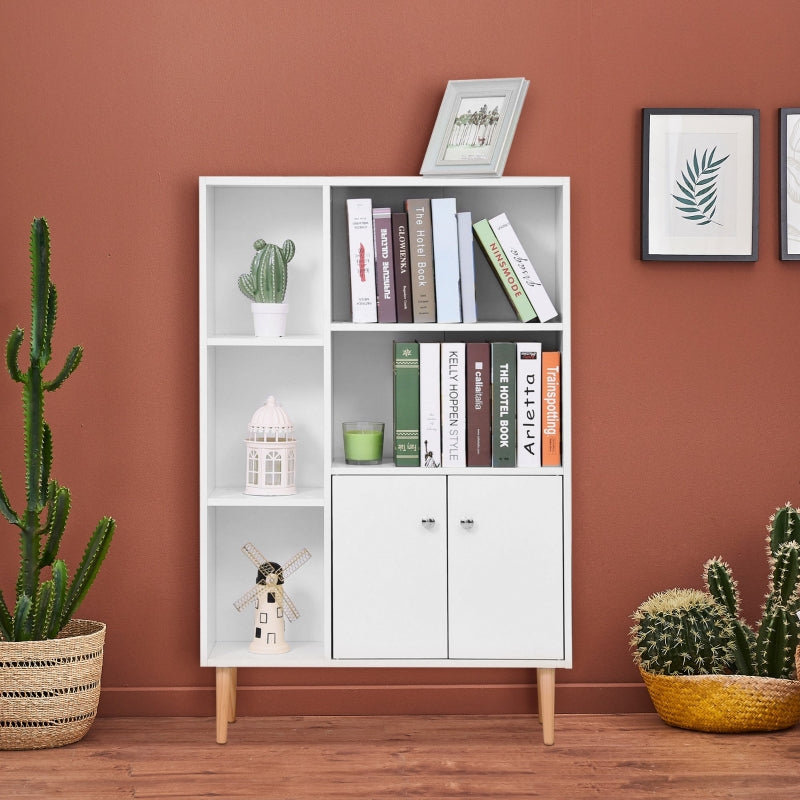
top-left (1, 0), bottom-right (799, 717)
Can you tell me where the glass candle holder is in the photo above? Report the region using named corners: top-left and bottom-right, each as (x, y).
top-left (342, 422), bottom-right (385, 465)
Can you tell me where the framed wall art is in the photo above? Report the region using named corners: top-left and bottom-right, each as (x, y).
top-left (780, 108), bottom-right (800, 260)
top-left (641, 108), bottom-right (759, 261)
top-left (420, 78), bottom-right (529, 177)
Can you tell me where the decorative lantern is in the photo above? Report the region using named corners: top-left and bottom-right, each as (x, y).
top-left (244, 396), bottom-right (296, 496)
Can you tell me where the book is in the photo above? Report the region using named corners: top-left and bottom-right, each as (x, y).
top-left (542, 351), bottom-right (561, 467)
top-left (516, 341), bottom-right (542, 467)
top-left (457, 211), bottom-right (478, 323)
top-left (392, 211), bottom-right (413, 323)
top-left (393, 342), bottom-right (420, 467)
top-left (472, 219), bottom-right (536, 322)
top-left (372, 207), bottom-right (397, 323)
top-left (346, 198), bottom-right (378, 323)
top-left (405, 198), bottom-right (436, 322)
top-left (491, 341), bottom-right (516, 467)
top-left (430, 197), bottom-right (462, 323)
top-left (419, 342), bottom-right (442, 468)
top-left (489, 213), bottom-right (558, 322)
top-left (441, 341), bottom-right (466, 467)
top-left (466, 341), bottom-right (491, 467)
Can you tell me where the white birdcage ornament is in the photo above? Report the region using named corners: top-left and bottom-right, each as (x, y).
top-left (244, 396), bottom-right (296, 496)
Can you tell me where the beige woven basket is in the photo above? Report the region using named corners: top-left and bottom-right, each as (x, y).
top-left (640, 646), bottom-right (800, 733)
top-left (0, 619), bottom-right (105, 750)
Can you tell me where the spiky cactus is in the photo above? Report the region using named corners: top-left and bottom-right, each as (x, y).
top-left (630, 588), bottom-right (738, 675)
top-left (238, 239), bottom-right (295, 304)
top-left (0, 218), bottom-right (115, 641)
top-left (704, 503), bottom-right (800, 679)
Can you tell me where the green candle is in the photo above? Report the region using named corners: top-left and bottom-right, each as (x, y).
top-left (342, 423), bottom-right (384, 464)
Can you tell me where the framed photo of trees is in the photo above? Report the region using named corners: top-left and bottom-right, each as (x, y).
top-left (420, 78), bottom-right (529, 177)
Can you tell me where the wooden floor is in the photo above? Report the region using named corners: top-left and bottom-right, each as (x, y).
top-left (2, 714), bottom-right (799, 798)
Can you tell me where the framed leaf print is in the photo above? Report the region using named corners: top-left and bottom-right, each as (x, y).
top-left (780, 108), bottom-right (800, 260)
top-left (642, 109), bottom-right (759, 261)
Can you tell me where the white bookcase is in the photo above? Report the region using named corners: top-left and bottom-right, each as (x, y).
top-left (199, 176), bottom-right (571, 745)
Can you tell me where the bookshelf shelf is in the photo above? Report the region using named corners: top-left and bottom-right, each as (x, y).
top-left (200, 176), bottom-right (571, 745)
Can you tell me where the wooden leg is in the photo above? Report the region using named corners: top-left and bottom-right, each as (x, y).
top-left (536, 667), bottom-right (555, 746)
top-left (216, 667), bottom-right (237, 744)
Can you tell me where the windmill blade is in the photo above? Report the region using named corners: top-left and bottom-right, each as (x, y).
top-left (233, 584), bottom-right (260, 612)
top-left (279, 548), bottom-right (312, 581)
top-left (241, 542), bottom-right (268, 571)
top-left (282, 589), bottom-right (301, 622)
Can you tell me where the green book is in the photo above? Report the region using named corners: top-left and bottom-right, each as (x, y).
top-left (472, 219), bottom-right (537, 322)
top-left (393, 341), bottom-right (420, 466)
top-left (491, 341), bottom-right (516, 467)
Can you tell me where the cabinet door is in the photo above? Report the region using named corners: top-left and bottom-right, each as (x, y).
top-left (332, 475), bottom-right (448, 659)
top-left (447, 475), bottom-right (564, 660)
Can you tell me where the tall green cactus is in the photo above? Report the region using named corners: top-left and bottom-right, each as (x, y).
top-left (0, 218), bottom-right (115, 641)
top-left (630, 588), bottom-right (737, 676)
top-left (238, 238), bottom-right (295, 304)
top-left (704, 503), bottom-right (800, 679)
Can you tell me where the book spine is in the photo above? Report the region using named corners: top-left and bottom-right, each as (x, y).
top-left (419, 342), bottom-right (442, 468)
top-left (405, 198), bottom-right (436, 322)
top-left (457, 211), bottom-right (478, 323)
top-left (516, 341), bottom-right (542, 467)
top-left (491, 341), bottom-right (516, 467)
top-left (472, 219), bottom-right (537, 322)
top-left (393, 341), bottom-right (420, 467)
top-left (441, 342), bottom-right (466, 467)
top-left (372, 207), bottom-right (397, 323)
top-left (466, 341), bottom-right (491, 467)
top-left (489, 212), bottom-right (558, 322)
top-left (391, 212), bottom-right (413, 323)
top-left (542, 351), bottom-right (562, 467)
top-left (430, 197), bottom-right (462, 323)
top-left (346, 198), bottom-right (378, 323)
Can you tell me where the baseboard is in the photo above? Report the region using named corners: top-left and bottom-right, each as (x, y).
top-left (98, 682), bottom-right (654, 717)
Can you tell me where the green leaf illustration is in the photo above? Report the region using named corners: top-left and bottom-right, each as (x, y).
top-left (672, 146), bottom-right (729, 226)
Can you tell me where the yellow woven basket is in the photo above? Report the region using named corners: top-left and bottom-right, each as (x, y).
top-left (0, 619), bottom-right (105, 750)
top-left (640, 646), bottom-right (800, 733)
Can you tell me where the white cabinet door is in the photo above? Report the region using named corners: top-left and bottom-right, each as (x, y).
top-left (447, 476), bottom-right (564, 660)
top-left (332, 475), bottom-right (448, 659)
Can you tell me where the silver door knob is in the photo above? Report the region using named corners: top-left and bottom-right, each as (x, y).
top-left (460, 519), bottom-right (474, 530)
top-left (421, 518), bottom-right (435, 529)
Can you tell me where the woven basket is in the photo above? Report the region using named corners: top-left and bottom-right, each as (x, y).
top-left (640, 646), bottom-right (800, 733)
top-left (0, 619), bottom-right (105, 750)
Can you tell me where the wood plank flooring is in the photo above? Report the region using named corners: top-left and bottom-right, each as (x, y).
top-left (2, 714), bottom-right (799, 799)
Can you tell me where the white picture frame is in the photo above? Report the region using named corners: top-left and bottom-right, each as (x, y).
top-left (780, 108), bottom-right (800, 260)
top-left (420, 78), bottom-right (529, 177)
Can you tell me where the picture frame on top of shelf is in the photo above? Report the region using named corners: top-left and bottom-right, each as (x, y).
top-left (420, 78), bottom-right (529, 177)
top-left (780, 108), bottom-right (800, 260)
top-left (641, 108), bottom-right (759, 261)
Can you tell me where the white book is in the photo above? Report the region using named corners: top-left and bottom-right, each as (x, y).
top-left (456, 211), bottom-right (477, 323)
top-left (489, 212), bottom-right (558, 322)
top-left (346, 198), bottom-right (378, 323)
top-left (516, 341), bottom-right (542, 467)
top-left (419, 342), bottom-right (442, 468)
top-left (440, 342), bottom-right (466, 467)
top-left (430, 197), bottom-right (462, 323)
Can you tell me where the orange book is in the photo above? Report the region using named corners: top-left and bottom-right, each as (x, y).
top-left (542, 351), bottom-right (561, 467)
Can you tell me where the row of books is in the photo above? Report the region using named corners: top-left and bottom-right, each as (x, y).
top-left (393, 341), bottom-right (561, 469)
top-left (346, 197), bottom-right (558, 324)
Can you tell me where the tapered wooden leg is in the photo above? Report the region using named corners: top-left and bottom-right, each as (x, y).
top-left (537, 667), bottom-right (555, 746)
top-left (216, 667), bottom-right (237, 744)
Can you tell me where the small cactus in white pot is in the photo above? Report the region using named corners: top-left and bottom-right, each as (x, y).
top-left (238, 238), bottom-right (295, 336)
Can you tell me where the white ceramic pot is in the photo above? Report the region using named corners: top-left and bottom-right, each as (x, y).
top-left (251, 302), bottom-right (288, 337)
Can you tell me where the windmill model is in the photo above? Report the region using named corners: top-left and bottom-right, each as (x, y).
top-left (234, 543), bottom-right (311, 654)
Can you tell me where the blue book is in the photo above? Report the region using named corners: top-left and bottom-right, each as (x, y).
top-left (431, 197), bottom-right (462, 323)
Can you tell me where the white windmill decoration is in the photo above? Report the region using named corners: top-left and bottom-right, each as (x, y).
top-left (233, 543), bottom-right (311, 654)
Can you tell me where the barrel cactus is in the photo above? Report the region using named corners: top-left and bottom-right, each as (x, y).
top-left (0, 218), bottom-right (115, 640)
top-left (703, 502), bottom-right (800, 679)
top-left (238, 238), bottom-right (295, 304)
top-left (630, 588), bottom-right (738, 675)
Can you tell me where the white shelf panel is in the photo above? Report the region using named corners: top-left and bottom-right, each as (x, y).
top-left (330, 322), bottom-right (564, 334)
top-left (329, 461), bottom-right (564, 477)
top-left (208, 487), bottom-right (324, 506)
top-left (207, 335), bottom-right (324, 348)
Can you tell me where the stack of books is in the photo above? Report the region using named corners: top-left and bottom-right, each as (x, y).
top-left (392, 341), bottom-right (561, 469)
top-left (346, 197), bottom-right (558, 324)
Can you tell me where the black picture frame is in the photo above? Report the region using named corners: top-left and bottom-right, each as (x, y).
top-left (642, 108), bottom-right (759, 261)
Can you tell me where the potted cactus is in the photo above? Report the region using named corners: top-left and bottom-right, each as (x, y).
top-left (629, 503), bottom-right (800, 732)
top-left (238, 238), bottom-right (295, 336)
top-left (0, 218), bottom-right (115, 749)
